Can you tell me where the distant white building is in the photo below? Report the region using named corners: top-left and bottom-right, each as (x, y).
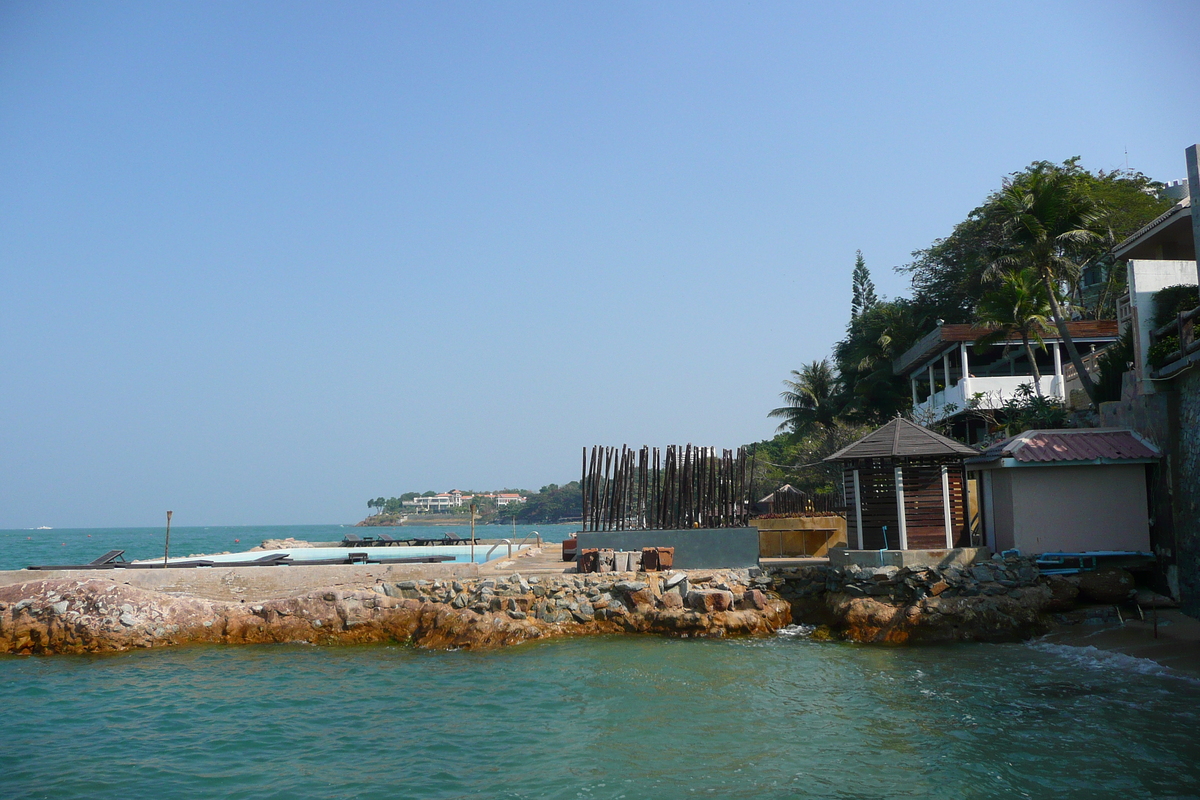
top-left (406, 489), bottom-right (474, 512)
top-left (495, 493), bottom-right (527, 507)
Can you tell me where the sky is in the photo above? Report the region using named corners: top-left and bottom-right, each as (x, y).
top-left (2, 1), bottom-right (1198, 528)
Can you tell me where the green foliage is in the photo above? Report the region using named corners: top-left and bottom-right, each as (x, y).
top-left (957, 384), bottom-right (1070, 443)
top-left (767, 359), bottom-right (841, 437)
top-left (850, 250), bottom-right (878, 319)
top-left (974, 267), bottom-right (1054, 395)
top-left (833, 298), bottom-right (929, 422)
top-left (749, 422), bottom-right (873, 498)
top-left (1152, 285), bottom-right (1200, 330)
top-left (767, 158), bottom-right (1170, 450)
top-left (508, 482), bottom-right (581, 523)
top-left (1094, 326), bottom-right (1133, 403)
top-left (902, 159), bottom-right (1171, 321)
top-left (1148, 335), bottom-right (1181, 370)
top-left (1001, 384), bottom-right (1071, 431)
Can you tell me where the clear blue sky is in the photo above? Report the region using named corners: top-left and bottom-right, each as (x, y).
top-left (2, 1), bottom-right (1197, 528)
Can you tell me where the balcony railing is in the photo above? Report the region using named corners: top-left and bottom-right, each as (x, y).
top-left (1148, 304), bottom-right (1200, 378)
top-left (913, 375), bottom-right (1062, 422)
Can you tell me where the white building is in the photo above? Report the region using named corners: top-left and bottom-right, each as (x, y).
top-left (892, 321), bottom-right (1120, 441)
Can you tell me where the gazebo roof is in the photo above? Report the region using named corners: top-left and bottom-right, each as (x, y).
top-left (824, 418), bottom-right (977, 462)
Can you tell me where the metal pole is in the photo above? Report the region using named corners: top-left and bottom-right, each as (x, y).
top-left (163, 510), bottom-right (173, 566)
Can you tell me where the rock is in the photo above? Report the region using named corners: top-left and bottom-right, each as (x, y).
top-left (613, 581), bottom-right (648, 593)
top-left (928, 581), bottom-right (949, 597)
top-left (119, 613), bottom-right (137, 627)
top-left (1078, 568), bottom-right (1136, 604)
top-left (971, 566), bottom-right (994, 583)
top-left (686, 589), bottom-right (734, 612)
top-left (659, 591), bottom-right (683, 609)
top-left (51, 600), bottom-right (69, 615)
top-left (1134, 588), bottom-right (1177, 608)
top-left (743, 589), bottom-right (767, 610)
top-left (506, 609), bottom-right (527, 620)
top-left (1044, 575), bottom-right (1080, 611)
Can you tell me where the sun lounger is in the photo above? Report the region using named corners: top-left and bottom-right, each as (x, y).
top-left (376, 533), bottom-right (415, 546)
top-left (27, 549), bottom-right (132, 570)
top-left (341, 534), bottom-right (365, 547)
top-left (442, 533), bottom-right (465, 545)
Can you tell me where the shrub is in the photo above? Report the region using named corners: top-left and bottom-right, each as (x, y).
top-left (1094, 326), bottom-right (1133, 403)
top-left (1152, 285), bottom-right (1200, 330)
top-left (1147, 335), bottom-right (1181, 370)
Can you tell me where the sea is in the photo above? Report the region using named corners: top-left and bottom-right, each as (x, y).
top-left (2, 526), bottom-right (1200, 799)
top-left (0, 523), bottom-right (576, 572)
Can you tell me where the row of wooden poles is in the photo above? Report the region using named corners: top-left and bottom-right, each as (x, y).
top-left (581, 445), bottom-right (751, 531)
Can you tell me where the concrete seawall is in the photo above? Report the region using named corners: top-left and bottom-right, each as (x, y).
top-left (0, 562), bottom-right (482, 603)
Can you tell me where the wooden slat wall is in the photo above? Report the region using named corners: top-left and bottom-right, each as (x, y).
top-left (843, 470), bottom-right (858, 545)
top-left (950, 469), bottom-right (970, 546)
top-left (856, 462), bottom-right (899, 550)
top-left (840, 458), bottom-right (970, 551)
top-left (901, 465), bottom-right (946, 550)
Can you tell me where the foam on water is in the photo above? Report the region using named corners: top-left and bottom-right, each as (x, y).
top-left (1027, 639), bottom-right (1200, 685)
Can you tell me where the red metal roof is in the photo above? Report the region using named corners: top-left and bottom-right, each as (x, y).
top-left (969, 429), bottom-right (1160, 465)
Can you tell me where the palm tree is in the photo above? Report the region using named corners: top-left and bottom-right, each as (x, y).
top-left (988, 163), bottom-right (1106, 407)
top-left (768, 360), bottom-right (841, 437)
top-left (974, 268), bottom-right (1055, 398)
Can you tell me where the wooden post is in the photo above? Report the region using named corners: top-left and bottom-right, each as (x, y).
top-left (941, 465), bottom-right (953, 548)
top-left (163, 510), bottom-right (173, 566)
top-left (852, 468), bottom-right (864, 549)
top-left (470, 503), bottom-right (477, 563)
top-left (894, 466), bottom-right (908, 550)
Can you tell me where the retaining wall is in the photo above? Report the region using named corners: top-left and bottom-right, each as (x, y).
top-left (575, 528), bottom-right (760, 569)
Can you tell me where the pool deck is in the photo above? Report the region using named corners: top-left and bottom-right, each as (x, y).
top-left (0, 542), bottom-right (567, 602)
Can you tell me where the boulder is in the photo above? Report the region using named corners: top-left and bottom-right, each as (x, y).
top-left (686, 589), bottom-right (734, 612)
top-left (1077, 568), bottom-right (1136, 604)
top-left (1044, 575), bottom-right (1080, 611)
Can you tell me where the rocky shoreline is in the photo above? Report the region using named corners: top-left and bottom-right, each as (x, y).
top-left (0, 553), bottom-right (1153, 655)
top-left (0, 570), bottom-right (789, 655)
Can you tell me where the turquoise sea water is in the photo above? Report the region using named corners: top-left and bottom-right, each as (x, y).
top-left (3, 526), bottom-right (1200, 799)
top-left (0, 524), bottom-right (576, 571)
top-left (2, 634), bottom-right (1199, 799)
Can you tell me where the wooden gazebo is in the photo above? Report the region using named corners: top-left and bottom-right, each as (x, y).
top-left (825, 418), bottom-right (976, 551)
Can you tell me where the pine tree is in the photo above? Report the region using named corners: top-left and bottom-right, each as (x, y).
top-left (850, 250), bottom-right (878, 319)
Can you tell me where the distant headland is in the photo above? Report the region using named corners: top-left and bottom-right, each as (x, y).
top-left (358, 483), bottom-right (582, 526)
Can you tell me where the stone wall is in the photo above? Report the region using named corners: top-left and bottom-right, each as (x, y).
top-left (0, 557), bottom-right (1075, 655)
top-left (760, 552), bottom-right (1052, 644)
top-left (1172, 368), bottom-right (1200, 614)
top-left (0, 570), bottom-right (790, 655)
top-left (1100, 385), bottom-right (1180, 604)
